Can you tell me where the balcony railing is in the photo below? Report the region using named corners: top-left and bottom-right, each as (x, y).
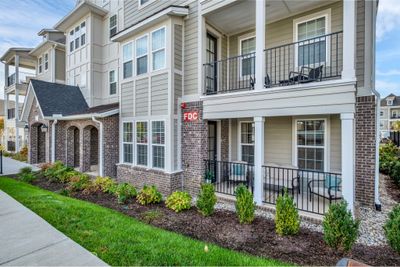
top-left (203, 32), bottom-right (343, 95)
top-left (7, 73), bottom-right (16, 87)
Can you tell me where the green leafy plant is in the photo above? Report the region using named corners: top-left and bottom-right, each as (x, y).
top-left (83, 176), bottom-right (117, 195)
top-left (384, 204), bottom-right (400, 253)
top-left (165, 191), bottom-right (192, 212)
top-left (196, 183), bottom-right (217, 216)
top-left (235, 184), bottom-right (256, 224)
top-left (141, 210), bottom-right (163, 223)
top-left (114, 183), bottom-right (137, 204)
top-left (137, 185), bottom-right (162, 205)
top-left (56, 188), bottom-right (71, 197)
top-left (275, 190), bottom-right (300, 236)
top-left (18, 167), bottom-right (37, 183)
top-left (379, 142), bottom-right (399, 175)
top-left (323, 201), bottom-right (359, 252)
top-left (67, 174), bottom-right (90, 192)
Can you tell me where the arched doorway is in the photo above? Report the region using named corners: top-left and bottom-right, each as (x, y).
top-left (82, 125), bottom-right (99, 173)
top-left (29, 123), bottom-right (47, 164)
top-left (66, 126), bottom-right (80, 168)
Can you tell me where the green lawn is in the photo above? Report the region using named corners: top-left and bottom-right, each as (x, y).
top-left (0, 178), bottom-right (290, 266)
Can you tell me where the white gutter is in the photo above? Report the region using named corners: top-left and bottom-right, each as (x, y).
top-left (92, 116), bottom-right (104, 177)
top-left (43, 109), bottom-right (118, 121)
top-left (51, 119), bottom-right (58, 163)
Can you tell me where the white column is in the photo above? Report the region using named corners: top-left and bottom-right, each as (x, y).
top-left (4, 94), bottom-right (9, 150)
top-left (14, 55), bottom-right (20, 152)
top-left (253, 116), bottom-right (265, 205)
top-left (51, 47), bottom-right (56, 82)
top-left (255, 0), bottom-right (266, 90)
top-left (341, 113), bottom-right (355, 213)
top-left (342, 0), bottom-right (356, 80)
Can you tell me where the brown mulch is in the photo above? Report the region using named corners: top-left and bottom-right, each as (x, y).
top-left (29, 176), bottom-right (400, 266)
top-left (384, 174), bottom-right (400, 203)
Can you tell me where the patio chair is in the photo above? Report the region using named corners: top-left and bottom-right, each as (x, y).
top-left (279, 65), bottom-right (324, 85)
top-left (307, 174), bottom-right (342, 204)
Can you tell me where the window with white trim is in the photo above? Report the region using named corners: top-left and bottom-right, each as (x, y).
top-left (44, 53), bottom-right (49, 71)
top-left (38, 57), bottom-right (43, 74)
top-left (136, 35), bottom-right (148, 75)
top-left (151, 121), bottom-right (165, 169)
top-left (123, 122), bottom-right (133, 163)
top-left (240, 36), bottom-right (255, 77)
top-left (240, 122), bottom-right (254, 164)
top-left (151, 28), bottom-right (165, 71)
top-left (109, 70), bottom-right (117, 95)
top-left (297, 120), bottom-right (325, 171)
top-left (74, 25), bottom-right (80, 49)
top-left (109, 15), bottom-right (117, 38)
top-left (80, 21), bottom-right (86, 46)
top-left (139, 0), bottom-right (150, 6)
top-left (387, 99), bottom-right (393, 106)
top-left (136, 121), bottom-right (148, 166)
top-left (123, 43), bottom-right (133, 79)
top-left (392, 110), bottom-right (398, 118)
top-left (69, 30), bottom-right (74, 52)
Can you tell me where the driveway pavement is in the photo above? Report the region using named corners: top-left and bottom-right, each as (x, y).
top-left (1, 157), bottom-right (39, 175)
top-left (0, 190), bottom-right (107, 266)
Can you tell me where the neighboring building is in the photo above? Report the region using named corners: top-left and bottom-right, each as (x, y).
top-left (380, 94), bottom-right (400, 138)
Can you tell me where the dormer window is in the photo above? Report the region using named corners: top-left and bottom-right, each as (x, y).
top-left (44, 53), bottom-right (48, 71)
top-left (387, 99), bottom-right (393, 106)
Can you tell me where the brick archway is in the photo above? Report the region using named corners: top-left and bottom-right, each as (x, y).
top-left (66, 126), bottom-right (80, 168)
top-left (29, 123), bottom-right (47, 164)
top-left (82, 125), bottom-right (99, 173)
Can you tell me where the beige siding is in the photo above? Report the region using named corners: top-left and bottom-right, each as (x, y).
top-left (265, 117), bottom-right (292, 166)
top-left (183, 1), bottom-right (198, 96)
top-left (135, 77), bottom-right (149, 116)
top-left (356, 0), bottom-right (365, 88)
top-left (330, 115), bottom-right (341, 172)
top-left (55, 49), bottom-right (65, 81)
top-left (174, 24), bottom-right (183, 71)
top-left (230, 119), bottom-right (238, 161)
top-left (151, 73), bottom-right (168, 115)
top-left (121, 81), bottom-right (134, 117)
top-left (174, 73), bottom-right (183, 114)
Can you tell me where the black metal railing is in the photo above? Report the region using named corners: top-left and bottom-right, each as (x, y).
top-left (265, 31), bottom-right (343, 87)
top-left (204, 160), bottom-right (254, 195)
top-left (0, 150), bottom-right (3, 174)
top-left (263, 166), bottom-right (342, 215)
top-left (389, 131), bottom-right (400, 147)
top-left (7, 73), bottom-right (16, 87)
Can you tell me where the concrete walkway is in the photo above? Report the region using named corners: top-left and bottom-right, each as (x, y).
top-left (0, 190), bottom-right (107, 266)
top-left (1, 157), bottom-right (39, 175)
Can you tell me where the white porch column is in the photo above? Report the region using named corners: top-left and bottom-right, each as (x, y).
top-left (253, 116), bottom-right (265, 205)
top-left (341, 113), bottom-right (355, 213)
top-left (51, 46), bottom-right (56, 82)
top-left (342, 0), bottom-right (356, 80)
top-left (3, 63), bottom-right (8, 148)
top-left (255, 0), bottom-right (266, 90)
top-left (14, 55), bottom-right (20, 152)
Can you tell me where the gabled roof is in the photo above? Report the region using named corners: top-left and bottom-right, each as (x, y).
top-left (381, 94), bottom-right (400, 106)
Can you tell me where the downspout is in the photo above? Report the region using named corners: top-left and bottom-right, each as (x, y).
top-left (51, 119), bottom-right (58, 163)
top-left (92, 116), bottom-right (104, 177)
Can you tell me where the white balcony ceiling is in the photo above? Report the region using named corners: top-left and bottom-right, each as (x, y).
top-left (205, 0), bottom-right (339, 35)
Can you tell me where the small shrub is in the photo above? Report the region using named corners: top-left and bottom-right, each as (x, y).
top-left (235, 184), bottom-right (255, 224)
top-left (275, 191), bottom-right (300, 236)
top-left (114, 183), bottom-right (137, 204)
top-left (137, 185), bottom-right (162, 205)
top-left (166, 191), bottom-right (192, 212)
top-left (196, 183), bottom-right (217, 216)
top-left (67, 174), bottom-right (90, 192)
top-left (94, 176), bottom-right (117, 193)
top-left (323, 201), bottom-right (359, 252)
top-left (18, 167), bottom-right (37, 183)
top-left (379, 142), bottom-right (399, 175)
top-left (39, 162), bottom-right (53, 172)
top-left (57, 188), bottom-right (71, 197)
top-left (58, 170), bottom-right (79, 183)
top-left (384, 204), bottom-right (400, 253)
top-left (390, 161), bottom-right (400, 185)
top-left (43, 161), bottom-right (64, 178)
top-left (141, 210), bottom-right (163, 223)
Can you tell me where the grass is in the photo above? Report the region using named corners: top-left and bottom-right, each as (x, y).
top-left (0, 178), bottom-right (290, 266)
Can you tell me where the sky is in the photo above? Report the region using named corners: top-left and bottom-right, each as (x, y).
top-left (0, 0), bottom-right (398, 98)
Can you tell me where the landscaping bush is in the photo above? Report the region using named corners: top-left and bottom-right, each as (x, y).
top-left (114, 183), bottom-right (137, 204)
top-left (275, 191), bottom-right (300, 236)
top-left (18, 167), bottom-right (37, 183)
top-left (196, 183), bottom-right (217, 216)
top-left (166, 191), bottom-right (192, 212)
top-left (93, 176), bottom-right (117, 193)
top-left (379, 142), bottom-right (399, 175)
top-left (384, 204), bottom-right (400, 254)
top-left (39, 162), bottom-right (53, 172)
top-left (323, 201), bottom-right (359, 252)
top-left (235, 184), bottom-right (255, 224)
top-left (43, 161), bottom-right (65, 178)
top-left (137, 185), bottom-right (162, 205)
top-left (67, 174), bottom-right (90, 192)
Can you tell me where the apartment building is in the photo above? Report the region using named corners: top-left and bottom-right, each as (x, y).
top-left (380, 94), bottom-right (400, 138)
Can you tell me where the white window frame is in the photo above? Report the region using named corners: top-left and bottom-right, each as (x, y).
top-left (74, 25), bottom-right (80, 50)
top-left (109, 14), bottom-right (117, 38)
top-left (44, 53), bottom-right (49, 71)
top-left (135, 34), bottom-right (149, 76)
top-left (122, 122), bottom-right (134, 164)
top-left (293, 9), bottom-right (331, 68)
top-left (109, 70), bottom-right (117, 95)
top-left (80, 21), bottom-right (86, 46)
top-left (151, 120), bottom-right (166, 170)
top-left (38, 57), bottom-right (43, 74)
top-left (69, 30), bottom-right (74, 53)
top-left (138, 0), bottom-right (154, 9)
top-left (392, 110), bottom-right (398, 118)
top-left (387, 99), bottom-right (393, 106)
top-left (238, 34), bottom-right (256, 78)
top-left (150, 26), bottom-right (166, 71)
top-left (237, 121), bottom-right (255, 164)
top-left (122, 42), bottom-right (133, 79)
top-left (135, 120), bottom-right (149, 167)
top-left (294, 118), bottom-right (328, 172)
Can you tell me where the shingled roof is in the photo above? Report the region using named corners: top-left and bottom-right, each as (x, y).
top-left (381, 94), bottom-right (400, 106)
top-left (30, 79), bottom-right (88, 116)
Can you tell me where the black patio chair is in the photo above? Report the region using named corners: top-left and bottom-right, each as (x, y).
top-left (289, 65), bottom-right (324, 84)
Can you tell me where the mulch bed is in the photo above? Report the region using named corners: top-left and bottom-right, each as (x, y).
top-left (384, 175), bottom-right (400, 203)
top-left (29, 176), bottom-right (400, 266)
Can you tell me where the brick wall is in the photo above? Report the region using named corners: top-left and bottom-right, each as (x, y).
top-left (101, 115), bottom-right (119, 178)
top-left (28, 98), bottom-right (50, 164)
top-left (355, 95), bottom-right (376, 207)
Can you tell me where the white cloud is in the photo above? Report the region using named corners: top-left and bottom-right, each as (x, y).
top-left (377, 0), bottom-right (400, 41)
top-left (376, 80), bottom-right (400, 97)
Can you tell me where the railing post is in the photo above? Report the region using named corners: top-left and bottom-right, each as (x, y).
top-left (255, 0), bottom-right (266, 90)
top-left (253, 116), bottom-right (265, 205)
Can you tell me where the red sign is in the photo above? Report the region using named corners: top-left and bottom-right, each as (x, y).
top-left (184, 111), bottom-right (199, 122)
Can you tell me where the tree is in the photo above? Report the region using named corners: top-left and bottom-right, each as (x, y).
top-left (392, 121), bottom-right (400, 132)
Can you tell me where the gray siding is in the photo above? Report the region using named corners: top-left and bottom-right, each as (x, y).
top-left (174, 24), bottom-right (183, 71)
top-left (151, 73), bottom-right (168, 115)
top-left (121, 81), bottom-right (134, 117)
top-left (330, 114), bottom-right (342, 172)
top-left (55, 49), bottom-right (65, 81)
top-left (135, 78), bottom-right (149, 116)
top-left (265, 117), bottom-right (292, 166)
top-left (174, 73), bottom-right (182, 114)
top-left (183, 1), bottom-right (198, 96)
top-left (356, 0), bottom-right (365, 88)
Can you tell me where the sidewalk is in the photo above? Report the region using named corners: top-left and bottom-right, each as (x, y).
top-left (1, 157), bottom-right (39, 175)
top-left (0, 190), bottom-right (107, 266)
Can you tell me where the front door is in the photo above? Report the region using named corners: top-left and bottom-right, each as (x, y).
top-left (205, 33), bottom-right (218, 94)
top-left (207, 121), bottom-right (217, 182)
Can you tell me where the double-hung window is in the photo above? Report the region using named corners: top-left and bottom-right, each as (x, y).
top-left (240, 37), bottom-right (256, 77)
top-left (109, 70), bottom-right (117, 95)
top-left (38, 57), bottom-right (43, 74)
top-left (136, 121), bottom-right (148, 166)
top-left (123, 43), bottom-right (133, 78)
top-left (240, 122), bottom-right (254, 164)
top-left (136, 35), bottom-right (148, 75)
top-left (75, 25), bottom-right (80, 49)
top-left (69, 30), bottom-right (74, 52)
top-left (44, 53), bottom-right (48, 71)
top-left (109, 15), bottom-right (117, 38)
top-left (123, 122), bottom-right (133, 163)
top-left (296, 120), bottom-right (325, 171)
top-left (81, 22), bottom-right (86, 46)
top-left (152, 121), bottom-right (165, 169)
top-left (151, 28), bottom-right (165, 71)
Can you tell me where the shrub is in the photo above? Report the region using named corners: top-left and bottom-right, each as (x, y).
top-left (141, 210), bottom-right (163, 223)
top-left (379, 142), bottom-right (399, 175)
top-left (67, 174), bottom-right (90, 192)
top-left (384, 204), bottom-right (400, 253)
top-left (166, 191), bottom-right (192, 212)
top-left (275, 191), bottom-right (300, 236)
top-left (196, 183), bottom-right (217, 216)
top-left (235, 184), bottom-right (256, 224)
top-left (323, 201), bottom-right (359, 252)
top-left (137, 185), bottom-right (162, 205)
top-left (94, 176), bottom-right (117, 193)
top-left (39, 162), bottom-right (53, 172)
top-left (114, 183), bottom-right (137, 204)
top-left (18, 167), bottom-right (37, 183)
top-left (56, 188), bottom-right (71, 197)
top-left (43, 161), bottom-right (64, 178)
top-left (390, 161), bottom-right (400, 185)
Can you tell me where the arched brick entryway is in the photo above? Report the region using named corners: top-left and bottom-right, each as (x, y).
top-left (66, 126), bottom-right (80, 168)
top-left (29, 123), bottom-right (47, 164)
top-left (82, 125), bottom-right (99, 173)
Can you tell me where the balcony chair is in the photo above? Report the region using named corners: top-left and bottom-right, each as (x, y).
top-left (307, 174), bottom-right (342, 204)
top-left (280, 65), bottom-right (324, 85)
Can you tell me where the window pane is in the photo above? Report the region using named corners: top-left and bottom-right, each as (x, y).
top-left (123, 144), bottom-right (133, 163)
top-left (123, 122), bottom-right (132, 142)
top-left (241, 123), bottom-right (254, 144)
top-left (137, 144), bottom-right (148, 165)
top-left (152, 146), bottom-right (164, 169)
top-left (241, 56), bottom-right (255, 76)
top-left (152, 121), bottom-right (165, 144)
top-left (137, 56), bottom-right (148, 75)
top-left (123, 43), bottom-right (132, 62)
top-left (81, 34), bottom-right (86, 46)
top-left (241, 145), bottom-right (254, 164)
top-left (297, 120), bottom-right (325, 171)
top-left (136, 122), bottom-right (148, 143)
top-left (123, 61), bottom-right (132, 79)
top-left (136, 36), bottom-right (148, 57)
top-left (110, 82), bottom-right (117, 95)
top-left (152, 28), bottom-right (165, 51)
top-left (109, 70), bottom-right (115, 83)
top-left (241, 37), bottom-right (255, 54)
top-left (152, 49), bottom-right (165, 70)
